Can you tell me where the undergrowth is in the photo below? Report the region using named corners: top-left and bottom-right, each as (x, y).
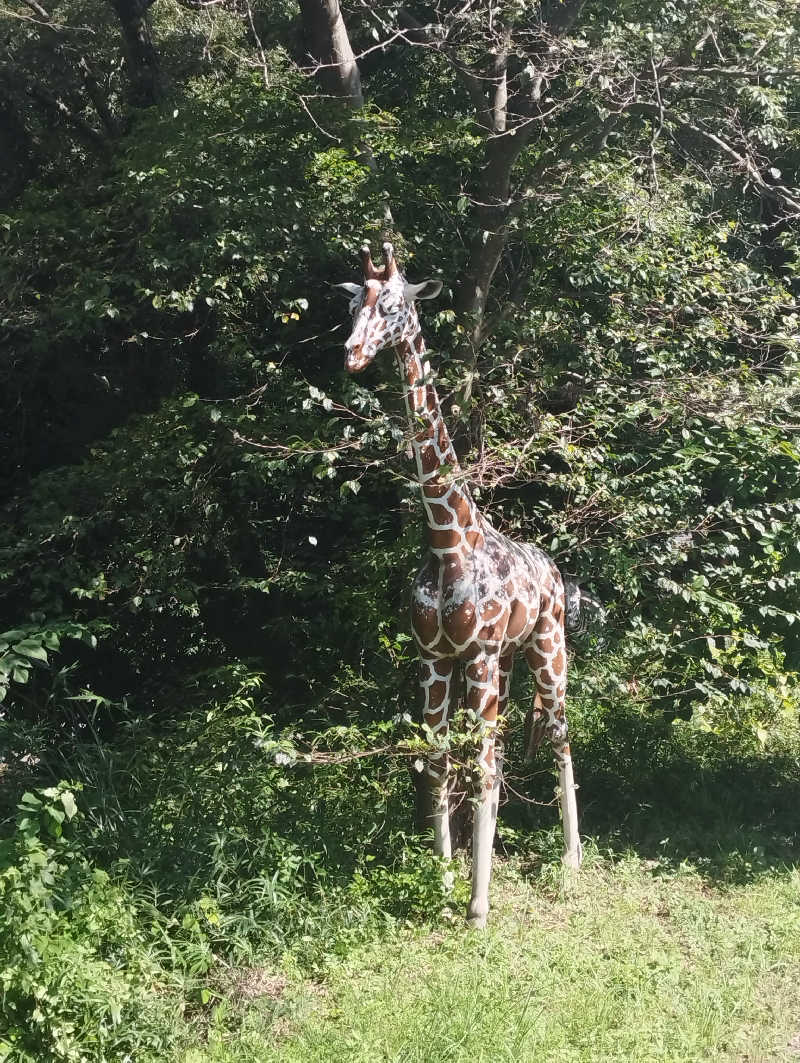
top-left (1, 665), bottom-right (798, 1061)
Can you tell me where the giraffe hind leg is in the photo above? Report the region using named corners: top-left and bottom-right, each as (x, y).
top-left (554, 737), bottom-right (582, 870)
top-left (525, 631), bottom-right (582, 871)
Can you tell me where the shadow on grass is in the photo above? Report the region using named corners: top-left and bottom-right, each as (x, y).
top-left (503, 703), bottom-right (800, 886)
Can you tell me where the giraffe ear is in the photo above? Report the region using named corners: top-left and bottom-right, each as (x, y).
top-left (332, 282), bottom-right (363, 298)
top-left (403, 279), bottom-right (443, 302)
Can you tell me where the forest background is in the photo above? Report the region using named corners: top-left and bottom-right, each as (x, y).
top-left (1, 0), bottom-right (800, 1059)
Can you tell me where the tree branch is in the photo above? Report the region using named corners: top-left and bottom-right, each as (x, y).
top-left (628, 102), bottom-right (800, 215)
top-left (665, 65), bottom-right (800, 81)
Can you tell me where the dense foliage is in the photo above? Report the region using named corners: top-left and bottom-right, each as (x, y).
top-left (1, 0), bottom-right (799, 1057)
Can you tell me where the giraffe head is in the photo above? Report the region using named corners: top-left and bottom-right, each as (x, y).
top-left (335, 243), bottom-right (442, 373)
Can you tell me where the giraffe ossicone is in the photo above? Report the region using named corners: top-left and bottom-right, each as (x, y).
top-left (336, 242), bottom-right (582, 928)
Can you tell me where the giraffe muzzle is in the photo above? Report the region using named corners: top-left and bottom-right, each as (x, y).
top-left (344, 343), bottom-right (375, 373)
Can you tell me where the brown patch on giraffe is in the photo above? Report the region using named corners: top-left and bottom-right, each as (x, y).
top-left (427, 680), bottom-right (448, 709)
top-left (536, 636), bottom-right (555, 655)
top-left (471, 688), bottom-right (498, 716)
top-left (425, 502), bottom-right (453, 527)
top-left (411, 609), bottom-right (439, 645)
top-left (426, 389), bottom-right (437, 413)
top-left (466, 660), bottom-right (488, 682)
top-left (429, 528), bottom-right (462, 551)
top-left (441, 431), bottom-right (455, 453)
top-left (425, 707), bottom-right (446, 731)
top-left (453, 496), bottom-right (472, 527)
top-left (433, 660), bottom-right (451, 677)
top-left (506, 602), bottom-right (529, 639)
top-left (551, 648), bottom-right (566, 675)
top-left (465, 530), bottom-right (483, 549)
top-left (423, 483), bottom-right (448, 499)
top-left (527, 649), bottom-right (547, 672)
top-left (478, 622), bottom-right (506, 642)
top-left (479, 600), bottom-right (503, 621)
top-left (420, 445), bottom-right (439, 475)
top-left (443, 603), bottom-right (476, 644)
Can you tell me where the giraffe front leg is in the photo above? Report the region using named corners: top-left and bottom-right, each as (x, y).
top-left (464, 654), bottom-right (501, 929)
top-left (420, 657), bottom-right (454, 861)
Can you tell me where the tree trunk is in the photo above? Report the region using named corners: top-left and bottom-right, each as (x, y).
top-left (298, 0), bottom-right (389, 209)
top-left (299, 0), bottom-right (363, 106)
top-left (109, 0), bottom-right (162, 107)
top-left (453, 44), bottom-right (535, 365)
top-left (452, 1), bottom-right (589, 358)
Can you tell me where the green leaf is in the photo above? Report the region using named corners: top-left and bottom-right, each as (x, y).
top-left (12, 639), bottom-right (48, 662)
top-left (60, 791), bottom-right (78, 820)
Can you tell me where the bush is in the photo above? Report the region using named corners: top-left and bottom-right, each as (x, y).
top-left (0, 783), bottom-right (184, 1063)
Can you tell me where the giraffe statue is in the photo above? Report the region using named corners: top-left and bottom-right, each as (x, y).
top-left (335, 242), bottom-right (582, 928)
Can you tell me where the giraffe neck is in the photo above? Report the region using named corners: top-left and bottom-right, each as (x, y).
top-left (395, 332), bottom-right (483, 557)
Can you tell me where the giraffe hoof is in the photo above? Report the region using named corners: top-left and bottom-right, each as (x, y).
top-left (465, 901), bottom-right (488, 929)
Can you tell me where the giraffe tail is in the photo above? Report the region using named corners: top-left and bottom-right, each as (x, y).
top-left (523, 694), bottom-right (548, 763)
top-left (563, 579), bottom-right (605, 636)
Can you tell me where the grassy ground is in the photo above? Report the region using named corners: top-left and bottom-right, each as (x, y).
top-left (187, 848), bottom-right (800, 1063)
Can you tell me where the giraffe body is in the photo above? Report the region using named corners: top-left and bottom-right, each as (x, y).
top-left (337, 243), bottom-right (582, 927)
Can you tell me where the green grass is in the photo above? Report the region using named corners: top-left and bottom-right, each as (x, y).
top-left (186, 851), bottom-right (800, 1063)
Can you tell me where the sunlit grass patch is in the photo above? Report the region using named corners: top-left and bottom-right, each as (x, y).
top-left (188, 856), bottom-right (800, 1063)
